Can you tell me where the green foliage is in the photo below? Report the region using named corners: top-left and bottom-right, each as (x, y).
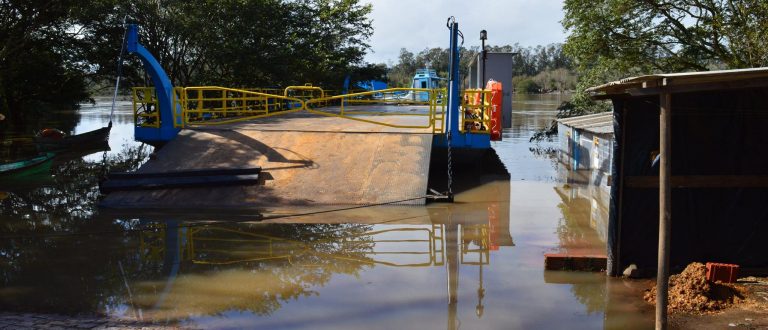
top-left (563, 0), bottom-right (768, 86)
top-left (82, 0), bottom-right (374, 89)
top-left (512, 76), bottom-right (541, 93)
top-left (0, 0), bottom-right (375, 126)
top-left (348, 63), bottom-right (388, 84)
top-left (532, 68), bottom-right (578, 92)
top-left (0, 0), bottom-right (93, 126)
top-left (487, 43), bottom-right (574, 76)
top-left (553, 0), bottom-right (768, 139)
top-left (384, 43), bottom-right (577, 91)
top-left (543, 0), bottom-right (768, 140)
top-left (385, 47), bottom-right (478, 87)
top-left (512, 68), bottom-right (578, 93)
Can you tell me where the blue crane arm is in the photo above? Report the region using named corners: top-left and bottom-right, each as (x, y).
top-left (126, 24), bottom-right (181, 143)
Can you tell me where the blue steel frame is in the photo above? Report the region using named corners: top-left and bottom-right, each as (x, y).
top-left (434, 19), bottom-right (491, 149)
top-left (126, 24), bottom-right (181, 144)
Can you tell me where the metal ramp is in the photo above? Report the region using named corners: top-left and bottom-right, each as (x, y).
top-left (101, 118), bottom-right (434, 209)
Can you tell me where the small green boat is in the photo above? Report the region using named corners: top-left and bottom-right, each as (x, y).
top-left (0, 153), bottom-right (55, 176)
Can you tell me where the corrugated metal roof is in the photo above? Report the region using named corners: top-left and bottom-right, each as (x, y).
top-left (587, 67), bottom-right (768, 96)
top-left (557, 111), bottom-right (613, 134)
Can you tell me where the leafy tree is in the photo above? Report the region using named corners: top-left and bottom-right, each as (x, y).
top-left (486, 43), bottom-right (574, 77)
top-left (0, 0), bottom-right (376, 129)
top-left (384, 43), bottom-right (576, 91)
top-left (512, 77), bottom-right (541, 93)
top-left (385, 47), bottom-right (478, 87)
top-left (81, 0), bottom-right (373, 90)
top-left (284, 0), bottom-right (373, 87)
top-left (563, 0), bottom-right (768, 86)
top-left (536, 0), bottom-right (768, 142)
top-left (0, 0), bottom-right (92, 127)
top-left (347, 62), bottom-right (388, 86)
top-left (386, 49), bottom-right (417, 87)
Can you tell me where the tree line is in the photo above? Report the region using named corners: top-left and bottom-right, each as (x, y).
top-left (6, 1), bottom-right (766, 130)
top-left (562, 0), bottom-right (768, 114)
top-left (532, 1), bottom-right (768, 142)
top-left (384, 43), bottom-right (576, 93)
top-left (0, 0), bottom-right (378, 127)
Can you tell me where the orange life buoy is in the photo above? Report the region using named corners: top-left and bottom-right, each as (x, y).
top-left (39, 128), bottom-right (66, 139)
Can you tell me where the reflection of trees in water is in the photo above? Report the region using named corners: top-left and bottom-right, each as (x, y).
top-left (0, 142), bottom-right (385, 318)
top-left (0, 212), bottom-right (376, 319)
top-left (554, 188), bottom-right (593, 251)
top-left (570, 278), bottom-right (607, 314)
top-left (132, 222), bottom-right (376, 318)
top-left (554, 187), bottom-right (608, 315)
top-left (0, 228), bottom-right (150, 315)
top-left (529, 145), bottom-right (560, 170)
top-left (0, 145), bottom-right (152, 314)
top-left (0, 143), bottom-right (151, 228)
top-left (1, 207), bottom-right (493, 322)
top-left (0, 142), bottom-right (495, 320)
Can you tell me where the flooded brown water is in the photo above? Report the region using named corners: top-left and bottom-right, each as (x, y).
top-left (0, 94), bottom-right (654, 329)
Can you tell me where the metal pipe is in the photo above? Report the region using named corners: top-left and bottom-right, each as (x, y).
top-left (656, 91), bottom-right (672, 329)
top-left (480, 30), bottom-right (488, 131)
top-left (480, 30), bottom-right (487, 90)
top-left (447, 21), bottom-right (461, 136)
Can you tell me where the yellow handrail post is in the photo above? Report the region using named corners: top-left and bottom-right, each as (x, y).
top-left (197, 89), bottom-right (203, 120)
top-left (222, 90), bottom-right (228, 118)
top-left (243, 91), bottom-right (247, 115)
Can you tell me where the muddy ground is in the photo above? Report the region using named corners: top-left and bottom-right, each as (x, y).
top-left (670, 276), bottom-right (768, 329)
top-left (640, 275), bottom-right (768, 329)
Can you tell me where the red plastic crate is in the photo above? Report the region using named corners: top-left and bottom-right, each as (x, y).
top-left (706, 262), bottom-right (739, 283)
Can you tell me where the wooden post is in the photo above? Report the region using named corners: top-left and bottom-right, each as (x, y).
top-left (656, 91), bottom-right (672, 329)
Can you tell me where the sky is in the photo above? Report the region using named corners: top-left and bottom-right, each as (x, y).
top-left (361, 0), bottom-right (568, 64)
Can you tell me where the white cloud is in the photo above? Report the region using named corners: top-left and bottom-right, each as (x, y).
top-left (362, 0), bottom-right (567, 64)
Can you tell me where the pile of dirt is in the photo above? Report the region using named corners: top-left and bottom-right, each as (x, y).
top-left (644, 262), bottom-right (745, 313)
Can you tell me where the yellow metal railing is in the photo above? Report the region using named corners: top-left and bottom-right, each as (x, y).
top-left (284, 84), bottom-right (324, 99)
top-left (461, 89), bottom-right (492, 134)
top-left (174, 86), bottom-right (305, 126)
top-left (285, 84), bottom-right (326, 107)
top-left (304, 88), bottom-right (446, 133)
top-left (139, 225), bottom-right (448, 267)
top-left (132, 85), bottom-right (447, 133)
top-left (137, 223), bottom-right (497, 269)
top-left (244, 88), bottom-right (283, 95)
top-left (460, 224), bottom-right (490, 265)
top-left (132, 87), bottom-right (160, 128)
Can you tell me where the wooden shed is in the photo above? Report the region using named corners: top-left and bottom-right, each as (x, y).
top-left (588, 68), bottom-right (768, 278)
